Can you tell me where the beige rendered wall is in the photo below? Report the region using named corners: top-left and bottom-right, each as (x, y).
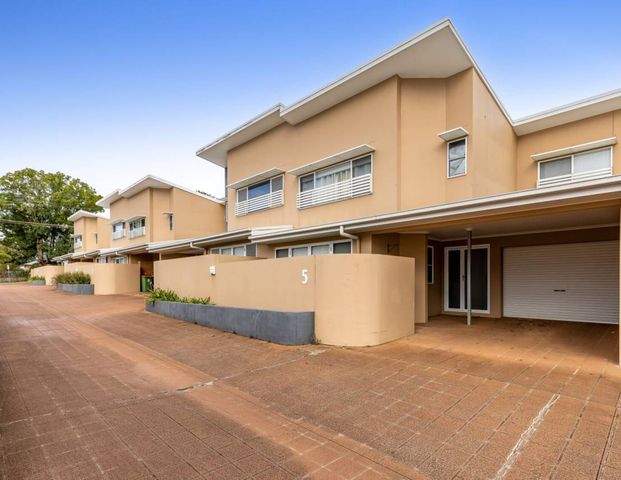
top-left (170, 188), bottom-right (225, 240)
top-left (31, 265), bottom-right (64, 285)
top-left (515, 110), bottom-right (620, 190)
top-left (154, 253), bottom-right (416, 346)
top-left (154, 254), bottom-right (254, 299)
top-left (95, 217), bottom-right (110, 248)
top-left (396, 234), bottom-right (428, 324)
top-left (73, 218), bottom-right (100, 253)
top-left (226, 77), bottom-right (401, 230)
top-left (108, 189), bottom-right (151, 248)
top-left (470, 72), bottom-right (517, 197)
top-left (64, 262), bottom-right (140, 295)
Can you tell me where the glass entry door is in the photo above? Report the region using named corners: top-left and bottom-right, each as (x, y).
top-left (444, 245), bottom-right (489, 313)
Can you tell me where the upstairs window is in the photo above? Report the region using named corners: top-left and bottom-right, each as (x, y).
top-left (537, 147), bottom-right (612, 187)
top-left (297, 154), bottom-right (372, 209)
top-left (112, 222), bottom-right (125, 240)
top-left (167, 214), bottom-right (174, 231)
top-left (235, 176), bottom-right (284, 216)
top-left (129, 218), bottom-right (146, 239)
top-left (447, 138), bottom-right (467, 178)
top-left (73, 235), bottom-right (83, 249)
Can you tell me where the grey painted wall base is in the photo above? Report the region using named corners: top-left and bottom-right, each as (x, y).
top-left (146, 301), bottom-right (314, 346)
top-left (29, 280), bottom-right (45, 286)
top-left (57, 283), bottom-right (95, 295)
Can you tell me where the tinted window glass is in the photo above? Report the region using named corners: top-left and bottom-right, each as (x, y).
top-left (333, 242), bottom-right (352, 254)
top-left (245, 244), bottom-right (257, 257)
top-left (352, 155), bottom-right (372, 177)
top-left (237, 188), bottom-right (248, 202)
top-left (540, 157), bottom-right (571, 179)
top-left (248, 180), bottom-right (270, 199)
top-left (300, 174), bottom-right (314, 192)
top-left (574, 149), bottom-right (611, 173)
top-left (275, 249), bottom-right (289, 258)
top-left (271, 176), bottom-right (283, 191)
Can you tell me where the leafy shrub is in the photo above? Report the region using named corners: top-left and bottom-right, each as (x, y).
top-left (53, 271), bottom-right (91, 285)
top-left (29, 275), bottom-right (45, 282)
top-left (146, 288), bottom-right (213, 305)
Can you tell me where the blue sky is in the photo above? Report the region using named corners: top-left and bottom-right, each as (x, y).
top-left (1, 0), bottom-right (620, 198)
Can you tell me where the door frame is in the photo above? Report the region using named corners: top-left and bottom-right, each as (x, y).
top-left (443, 244), bottom-right (491, 314)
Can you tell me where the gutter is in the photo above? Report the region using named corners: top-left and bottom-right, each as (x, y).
top-left (249, 176), bottom-right (621, 243)
top-left (339, 226), bottom-right (360, 253)
top-left (189, 241), bottom-right (206, 255)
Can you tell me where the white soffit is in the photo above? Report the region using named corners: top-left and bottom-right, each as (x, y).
top-left (514, 88), bottom-right (621, 136)
top-left (281, 23), bottom-right (473, 124)
top-left (196, 105), bottom-right (285, 168)
top-left (67, 210), bottom-right (109, 222)
top-left (288, 144), bottom-right (375, 176)
top-left (126, 215), bottom-right (147, 222)
top-left (531, 137), bottom-right (617, 162)
top-left (437, 127), bottom-right (469, 142)
top-left (195, 19), bottom-right (487, 168)
top-left (227, 168), bottom-right (285, 190)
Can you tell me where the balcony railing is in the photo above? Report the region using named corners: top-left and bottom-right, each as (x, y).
top-left (235, 190), bottom-right (283, 216)
top-left (129, 226), bottom-right (146, 239)
top-left (537, 167), bottom-right (612, 188)
top-left (112, 229), bottom-right (125, 240)
top-left (297, 173), bottom-right (372, 209)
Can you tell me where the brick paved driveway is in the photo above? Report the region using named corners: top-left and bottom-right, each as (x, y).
top-left (1, 285), bottom-right (621, 479)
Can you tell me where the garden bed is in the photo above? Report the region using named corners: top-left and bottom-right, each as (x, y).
top-left (146, 300), bottom-right (314, 345)
top-left (29, 280), bottom-right (46, 286)
top-left (57, 283), bottom-right (94, 295)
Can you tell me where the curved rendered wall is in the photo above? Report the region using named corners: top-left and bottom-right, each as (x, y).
top-left (154, 253), bottom-right (416, 347)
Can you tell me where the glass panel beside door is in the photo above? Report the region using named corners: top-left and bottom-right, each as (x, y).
top-left (444, 245), bottom-right (489, 313)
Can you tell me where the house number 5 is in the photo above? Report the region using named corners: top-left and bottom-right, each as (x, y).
top-left (301, 269), bottom-right (308, 285)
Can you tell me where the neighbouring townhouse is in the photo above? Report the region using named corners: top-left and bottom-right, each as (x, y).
top-left (46, 175), bottom-right (225, 293)
top-left (150, 19), bottom-right (621, 353)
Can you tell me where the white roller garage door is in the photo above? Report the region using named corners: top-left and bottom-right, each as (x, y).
top-left (503, 241), bottom-right (619, 324)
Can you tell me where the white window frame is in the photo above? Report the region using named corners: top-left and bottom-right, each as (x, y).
top-left (112, 222), bottom-right (125, 240)
top-left (209, 243), bottom-right (256, 257)
top-left (236, 175), bottom-right (284, 216)
top-left (297, 154), bottom-right (373, 209)
top-left (96, 257), bottom-right (107, 264)
top-left (111, 256), bottom-right (128, 264)
top-left (273, 240), bottom-right (353, 258)
top-left (443, 244), bottom-right (490, 314)
top-left (73, 235), bottom-right (83, 249)
top-left (536, 146), bottom-right (613, 188)
top-left (129, 218), bottom-right (146, 239)
top-left (447, 137), bottom-right (467, 179)
top-left (427, 245), bottom-right (434, 285)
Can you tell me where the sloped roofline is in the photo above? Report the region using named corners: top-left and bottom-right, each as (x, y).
top-left (196, 18), bottom-right (621, 168)
top-left (96, 174), bottom-right (224, 208)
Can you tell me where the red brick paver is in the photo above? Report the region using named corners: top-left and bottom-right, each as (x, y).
top-left (2, 284), bottom-right (621, 479)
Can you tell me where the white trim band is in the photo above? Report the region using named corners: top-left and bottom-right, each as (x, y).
top-left (531, 137), bottom-right (617, 162)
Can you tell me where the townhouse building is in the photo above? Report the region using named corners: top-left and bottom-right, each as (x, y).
top-left (154, 19), bottom-right (621, 348)
top-left (51, 176), bottom-right (225, 293)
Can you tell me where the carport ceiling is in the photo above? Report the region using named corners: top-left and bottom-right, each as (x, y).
top-left (418, 206), bottom-right (620, 240)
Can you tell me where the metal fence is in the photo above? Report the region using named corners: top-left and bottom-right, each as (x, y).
top-left (0, 270), bottom-right (29, 283)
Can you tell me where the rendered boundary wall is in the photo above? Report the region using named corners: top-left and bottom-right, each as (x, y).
top-left (154, 254), bottom-right (416, 346)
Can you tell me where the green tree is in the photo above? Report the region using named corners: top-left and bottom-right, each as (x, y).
top-left (0, 169), bottom-right (102, 264)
